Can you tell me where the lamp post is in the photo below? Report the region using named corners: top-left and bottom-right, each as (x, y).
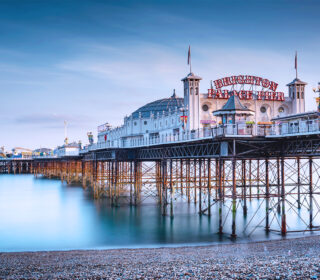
top-left (313, 83), bottom-right (320, 112)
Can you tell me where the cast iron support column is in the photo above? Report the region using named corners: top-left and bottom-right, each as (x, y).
top-left (231, 140), bottom-right (237, 238)
top-left (281, 157), bottom-right (286, 235)
top-left (218, 158), bottom-right (223, 234)
top-left (207, 158), bottom-right (211, 216)
top-left (297, 157), bottom-right (301, 209)
top-left (265, 158), bottom-right (270, 233)
top-left (309, 157), bottom-right (313, 229)
top-left (242, 159), bottom-right (247, 216)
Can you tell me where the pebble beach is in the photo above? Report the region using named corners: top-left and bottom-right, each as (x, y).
top-left (1, 235), bottom-right (320, 279)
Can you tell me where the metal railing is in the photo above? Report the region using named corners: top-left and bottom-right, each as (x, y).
top-left (269, 119), bottom-right (320, 136)
top-left (79, 119), bottom-right (320, 153)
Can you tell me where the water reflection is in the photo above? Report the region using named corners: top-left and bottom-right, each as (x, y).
top-left (0, 174), bottom-right (317, 252)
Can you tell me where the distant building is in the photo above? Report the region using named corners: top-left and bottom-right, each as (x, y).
top-left (55, 142), bottom-right (81, 157)
top-left (32, 148), bottom-right (53, 157)
top-left (11, 147), bottom-right (33, 159)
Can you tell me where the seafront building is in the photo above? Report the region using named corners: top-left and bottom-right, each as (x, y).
top-left (91, 68), bottom-right (314, 150)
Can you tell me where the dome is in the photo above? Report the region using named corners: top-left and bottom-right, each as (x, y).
top-left (131, 92), bottom-right (184, 119)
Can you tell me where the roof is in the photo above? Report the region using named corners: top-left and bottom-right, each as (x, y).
top-left (131, 92), bottom-right (184, 119)
top-left (181, 72), bottom-right (202, 81)
top-left (212, 94), bottom-right (254, 116)
top-left (33, 148), bottom-right (52, 153)
top-left (272, 111), bottom-right (319, 121)
top-left (286, 78), bottom-right (307, 86)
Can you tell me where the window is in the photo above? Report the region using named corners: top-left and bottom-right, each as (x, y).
top-left (260, 106), bottom-right (267, 113)
top-left (134, 122), bottom-right (137, 126)
top-left (278, 107), bottom-right (284, 113)
top-left (144, 121), bottom-right (147, 125)
top-left (202, 104), bottom-right (209, 112)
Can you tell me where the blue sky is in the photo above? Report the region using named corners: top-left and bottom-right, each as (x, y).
top-left (1, 0), bottom-right (320, 150)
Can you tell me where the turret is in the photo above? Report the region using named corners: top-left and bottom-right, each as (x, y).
top-left (287, 78), bottom-right (307, 114)
top-left (181, 72), bottom-right (202, 130)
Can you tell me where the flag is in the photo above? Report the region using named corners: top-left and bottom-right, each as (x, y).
top-left (295, 51), bottom-right (297, 70)
top-left (187, 46), bottom-right (191, 65)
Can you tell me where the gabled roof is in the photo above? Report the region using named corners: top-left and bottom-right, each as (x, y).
top-left (287, 78), bottom-right (307, 86)
top-left (212, 94), bottom-right (254, 116)
top-left (222, 94), bottom-right (250, 111)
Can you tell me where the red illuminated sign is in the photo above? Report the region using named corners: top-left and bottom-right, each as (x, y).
top-left (213, 75), bottom-right (278, 91)
top-left (207, 90), bottom-right (284, 101)
top-left (209, 75), bottom-right (284, 101)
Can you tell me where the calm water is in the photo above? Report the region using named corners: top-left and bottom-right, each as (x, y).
top-left (0, 174), bottom-right (316, 252)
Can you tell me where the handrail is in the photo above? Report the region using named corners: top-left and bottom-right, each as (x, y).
top-left (79, 119), bottom-right (320, 153)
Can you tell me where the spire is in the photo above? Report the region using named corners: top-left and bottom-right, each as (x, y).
top-left (172, 89), bottom-right (176, 98)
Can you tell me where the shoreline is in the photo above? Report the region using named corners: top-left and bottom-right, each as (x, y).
top-left (1, 235), bottom-right (320, 279)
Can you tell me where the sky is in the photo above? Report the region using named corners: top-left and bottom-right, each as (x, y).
top-left (1, 0), bottom-right (320, 150)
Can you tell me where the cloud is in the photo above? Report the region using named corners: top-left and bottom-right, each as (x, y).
top-left (13, 113), bottom-right (92, 128)
top-left (56, 42), bottom-right (185, 88)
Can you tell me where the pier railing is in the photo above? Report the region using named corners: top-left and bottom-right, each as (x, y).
top-left (80, 119), bottom-right (320, 153)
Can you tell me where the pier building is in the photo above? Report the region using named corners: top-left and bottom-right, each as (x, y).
top-left (95, 70), bottom-right (307, 149)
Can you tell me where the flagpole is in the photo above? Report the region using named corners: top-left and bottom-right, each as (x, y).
top-left (188, 45), bottom-right (192, 74)
top-left (295, 51), bottom-right (298, 79)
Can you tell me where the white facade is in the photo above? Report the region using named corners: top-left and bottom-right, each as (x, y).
top-left (96, 71), bottom-right (307, 147)
top-left (56, 143), bottom-right (80, 157)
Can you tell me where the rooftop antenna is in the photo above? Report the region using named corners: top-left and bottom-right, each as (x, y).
top-left (64, 120), bottom-right (68, 145)
top-left (187, 45), bottom-right (192, 74)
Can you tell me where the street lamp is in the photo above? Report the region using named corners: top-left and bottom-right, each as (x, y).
top-left (313, 82), bottom-right (320, 112)
top-left (180, 105), bottom-right (188, 130)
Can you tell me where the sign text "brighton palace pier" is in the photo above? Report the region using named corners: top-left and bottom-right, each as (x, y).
top-left (208, 75), bottom-right (284, 101)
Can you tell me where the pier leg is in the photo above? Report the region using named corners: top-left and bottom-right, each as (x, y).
top-left (309, 157), bottom-right (313, 229)
top-left (199, 159), bottom-right (202, 215)
top-left (170, 159), bottom-right (174, 218)
top-left (218, 158), bottom-right (223, 234)
top-left (265, 158), bottom-right (270, 233)
top-left (242, 159), bottom-right (247, 216)
top-left (194, 159), bottom-right (197, 205)
top-left (180, 159), bottom-right (183, 197)
top-left (277, 157), bottom-right (281, 214)
top-left (130, 161), bottom-right (133, 206)
top-left (249, 159), bottom-right (252, 201)
top-left (187, 159), bottom-right (190, 203)
top-left (114, 161), bottom-right (119, 206)
top-left (257, 159), bottom-right (260, 199)
top-left (207, 158), bottom-right (211, 216)
top-left (297, 157), bottom-right (301, 209)
top-left (281, 157), bottom-right (286, 235)
top-left (231, 140), bottom-right (237, 238)
top-left (156, 161), bottom-right (162, 205)
top-left (161, 160), bottom-right (167, 216)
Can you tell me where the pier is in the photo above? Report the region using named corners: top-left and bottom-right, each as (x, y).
top-left (2, 128), bottom-right (320, 238)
